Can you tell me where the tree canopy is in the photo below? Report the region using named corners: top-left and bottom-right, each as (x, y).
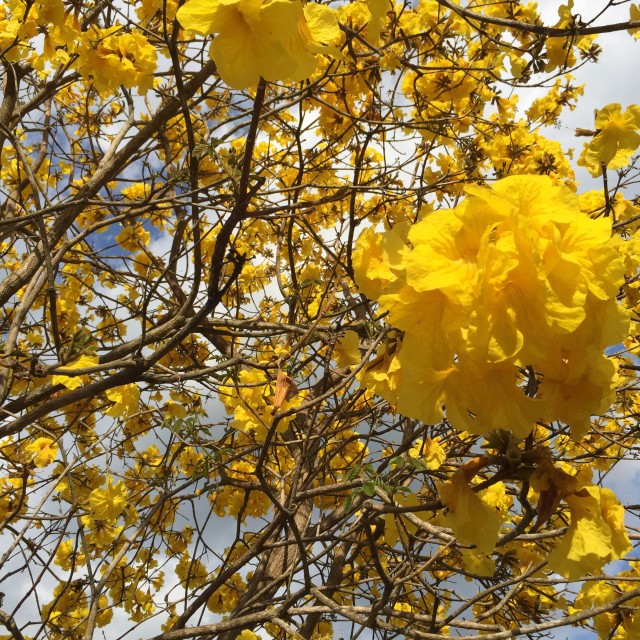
top-left (2, 1), bottom-right (640, 640)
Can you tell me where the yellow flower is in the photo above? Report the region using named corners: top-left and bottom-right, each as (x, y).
top-left (352, 223), bottom-right (407, 299)
top-left (176, 0), bottom-right (340, 88)
top-left (105, 384), bottom-right (140, 418)
top-left (52, 354), bottom-right (99, 390)
top-left (460, 548), bottom-right (495, 577)
top-left (354, 175), bottom-right (628, 439)
top-left (80, 515), bottom-right (124, 548)
top-left (282, 2), bottom-right (342, 81)
top-left (390, 601), bottom-right (412, 627)
top-left (437, 461), bottom-right (502, 555)
top-left (175, 553), bottom-right (209, 589)
top-left (409, 437), bottom-right (446, 470)
top-left (54, 539), bottom-right (86, 570)
top-left (333, 329), bottom-right (361, 368)
top-left (25, 437), bottom-right (58, 468)
top-left (88, 475), bottom-right (128, 522)
top-left (630, 4), bottom-right (640, 38)
top-left (578, 103), bottom-right (640, 177)
top-left (115, 225), bottom-right (151, 252)
top-left (76, 26), bottom-right (157, 95)
top-left (366, 0), bottom-right (389, 44)
top-left (206, 574), bottom-right (245, 612)
top-left (547, 485), bottom-right (631, 580)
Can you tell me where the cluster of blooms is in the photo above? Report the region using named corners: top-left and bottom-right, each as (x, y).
top-left (0, 0), bottom-right (73, 62)
top-left (353, 175), bottom-right (629, 439)
top-left (209, 458), bottom-right (273, 519)
top-left (571, 560), bottom-right (640, 638)
top-left (434, 455), bottom-right (630, 579)
top-left (530, 464), bottom-right (630, 580)
top-left (219, 368), bottom-right (303, 440)
top-left (42, 475), bottom-right (133, 637)
top-left (42, 583), bottom-right (112, 638)
top-left (1, 0), bottom-right (157, 93)
top-left (176, 0), bottom-right (342, 88)
top-left (76, 26), bottom-right (158, 95)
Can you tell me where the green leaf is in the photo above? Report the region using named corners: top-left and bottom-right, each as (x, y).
top-left (362, 481), bottom-right (376, 497)
top-left (193, 142), bottom-right (210, 158)
top-left (344, 464), bottom-right (362, 482)
top-left (344, 492), bottom-right (355, 513)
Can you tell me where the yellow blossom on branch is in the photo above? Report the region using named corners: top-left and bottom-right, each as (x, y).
top-left (547, 485), bottom-right (631, 580)
top-left (52, 354), bottom-right (99, 391)
top-left (105, 384), bottom-right (140, 418)
top-left (76, 26), bottom-right (157, 95)
top-left (88, 476), bottom-right (128, 523)
top-left (578, 103), bottom-right (640, 177)
top-left (365, 0), bottom-right (389, 44)
top-left (333, 329), bottom-right (361, 368)
top-left (436, 457), bottom-right (502, 555)
top-left (176, 0), bottom-right (341, 88)
top-left (25, 437), bottom-right (58, 468)
top-left (354, 175), bottom-right (628, 439)
top-left (630, 4), bottom-right (640, 38)
top-left (408, 437), bottom-right (446, 470)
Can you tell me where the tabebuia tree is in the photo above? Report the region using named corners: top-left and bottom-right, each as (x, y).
top-left (3, 0), bottom-right (640, 639)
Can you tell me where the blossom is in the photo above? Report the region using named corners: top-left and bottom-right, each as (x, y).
top-left (351, 224), bottom-right (408, 299)
top-left (25, 437), bottom-right (58, 468)
top-left (630, 4), bottom-right (640, 39)
top-left (408, 437), bottom-right (446, 470)
top-left (333, 329), bottom-right (361, 368)
top-left (175, 553), bottom-right (209, 589)
top-left (54, 539), bottom-right (85, 570)
top-left (76, 26), bottom-right (157, 95)
top-left (354, 175), bottom-right (628, 438)
top-left (366, 0), bottom-right (389, 43)
top-left (176, 0), bottom-right (340, 88)
top-left (437, 459), bottom-right (502, 554)
top-left (88, 476), bottom-right (128, 522)
top-left (578, 103), bottom-right (640, 177)
top-left (105, 384), bottom-right (140, 418)
top-left (547, 485), bottom-right (631, 579)
top-left (52, 354), bottom-right (99, 390)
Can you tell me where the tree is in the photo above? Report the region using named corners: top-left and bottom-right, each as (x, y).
top-left (2, 0), bottom-right (640, 639)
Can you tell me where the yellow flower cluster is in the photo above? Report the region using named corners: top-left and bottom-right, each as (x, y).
top-left (209, 459), bottom-right (272, 519)
top-left (54, 473), bottom-right (131, 555)
top-left (219, 369), bottom-right (301, 441)
top-left (176, 0), bottom-right (341, 88)
top-left (104, 555), bottom-right (161, 623)
top-left (354, 175), bottom-right (628, 439)
top-left (207, 573), bottom-right (246, 613)
top-left (42, 582), bottom-right (112, 640)
top-left (436, 462), bottom-right (512, 556)
top-left (408, 437), bottom-right (446, 470)
top-left (545, 484), bottom-right (630, 579)
top-left (571, 561), bottom-right (640, 638)
top-left (76, 26), bottom-right (157, 95)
